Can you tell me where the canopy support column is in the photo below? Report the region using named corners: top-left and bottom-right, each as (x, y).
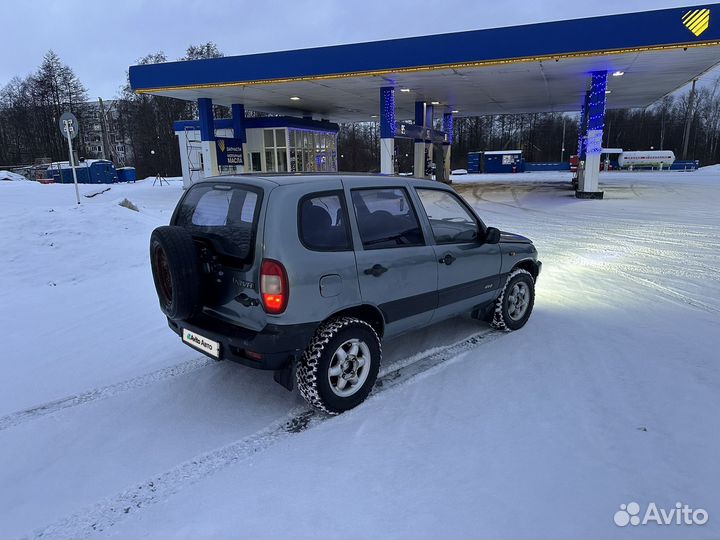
top-left (380, 87), bottom-right (395, 175)
top-left (438, 112), bottom-right (453, 184)
top-left (413, 101), bottom-right (426, 178)
top-left (574, 92), bottom-right (589, 191)
top-left (198, 98), bottom-right (219, 178)
top-left (231, 103), bottom-right (246, 173)
top-left (577, 71), bottom-right (607, 199)
top-left (425, 104), bottom-right (434, 178)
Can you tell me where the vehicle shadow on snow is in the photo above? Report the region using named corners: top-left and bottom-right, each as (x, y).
top-left (187, 315), bottom-right (489, 425)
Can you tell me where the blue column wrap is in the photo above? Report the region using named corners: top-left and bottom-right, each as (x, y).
top-left (414, 101), bottom-right (426, 126)
top-left (231, 103), bottom-right (246, 143)
top-left (577, 91), bottom-right (590, 159)
top-left (380, 87), bottom-right (396, 139)
top-left (586, 71), bottom-right (608, 155)
top-left (198, 98), bottom-right (214, 142)
top-left (442, 113), bottom-right (453, 144)
top-left (425, 104), bottom-right (434, 130)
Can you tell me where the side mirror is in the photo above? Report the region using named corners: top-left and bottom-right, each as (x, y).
top-left (484, 227), bottom-right (501, 244)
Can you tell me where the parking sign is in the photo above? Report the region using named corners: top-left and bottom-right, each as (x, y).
top-left (59, 111), bottom-right (79, 140)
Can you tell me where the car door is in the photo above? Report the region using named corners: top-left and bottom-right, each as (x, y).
top-left (413, 186), bottom-right (502, 323)
top-left (344, 179), bottom-right (438, 338)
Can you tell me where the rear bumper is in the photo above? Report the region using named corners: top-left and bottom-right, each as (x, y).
top-left (168, 314), bottom-right (317, 370)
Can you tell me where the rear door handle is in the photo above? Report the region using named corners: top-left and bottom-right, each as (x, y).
top-left (439, 253), bottom-right (456, 265)
top-left (364, 264), bottom-right (388, 277)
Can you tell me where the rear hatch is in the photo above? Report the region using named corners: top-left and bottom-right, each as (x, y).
top-left (172, 181), bottom-right (267, 331)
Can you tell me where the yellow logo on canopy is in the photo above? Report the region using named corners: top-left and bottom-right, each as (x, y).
top-left (683, 8), bottom-right (710, 37)
top-left (217, 139), bottom-right (226, 152)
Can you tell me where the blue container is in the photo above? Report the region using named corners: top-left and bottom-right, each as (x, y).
top-left (47, 166), bottom-right (90, 184)
top-left (88, 160), bottom-right (119, 184)
top-left (467, 152), bottom-right (482, 173)
top-left (46, 160), bottom-right (118, 184)
top-left (484, 151), bottom-right (524, 173)
top-left (670, 160), bottom-right (700, 171)
top-left (116, 167), bottom-right (137, 182)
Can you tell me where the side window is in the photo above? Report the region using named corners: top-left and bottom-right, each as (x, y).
top-left (299, 192), bottom-right (351, 251)
top-left (416, 189), bottom-right (479, 244)
top-left (351, 188), bottom-right (424, 249)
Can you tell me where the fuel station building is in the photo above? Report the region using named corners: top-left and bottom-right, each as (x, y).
top-left (173, 116), bottom-right (339, 185)
top-left (129, 4), bottom-right (720, 198)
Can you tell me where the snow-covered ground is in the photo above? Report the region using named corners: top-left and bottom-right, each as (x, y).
top-left (1, 170), bottom-right (719, 539)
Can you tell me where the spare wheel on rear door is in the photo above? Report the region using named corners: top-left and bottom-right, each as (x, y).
top-left (150, 226), bottom-right (202, 320)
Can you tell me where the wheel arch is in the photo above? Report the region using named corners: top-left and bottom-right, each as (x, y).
top-left (324, 304), bottom-right (385, 338)
top-left (512, 258), bottom-right (540, 280)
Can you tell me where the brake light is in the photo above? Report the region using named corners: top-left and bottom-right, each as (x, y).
top-left (260, 259), bottom-right (288, 314)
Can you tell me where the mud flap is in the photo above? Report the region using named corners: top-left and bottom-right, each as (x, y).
top-left (273, 360), bottom-right (295, 391)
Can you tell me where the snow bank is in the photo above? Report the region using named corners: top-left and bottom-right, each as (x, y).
top-left (0, 170), bottom-right (28, 182)
top-left (699, 163), bottom-right (720, 172)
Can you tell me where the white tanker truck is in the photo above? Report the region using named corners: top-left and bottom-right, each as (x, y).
top-left (617, 150), bottom-right (676, 169)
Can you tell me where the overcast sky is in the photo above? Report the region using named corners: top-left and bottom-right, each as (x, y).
top-left (0, 0), bottom-right (706, 99)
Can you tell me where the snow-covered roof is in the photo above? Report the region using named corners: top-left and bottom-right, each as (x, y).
top-left (0, 170), bottom-right (27, 181)
top-left (48, 159), bottom-right (113, 170)
top-left (484, 150), bottom-right (522, 155)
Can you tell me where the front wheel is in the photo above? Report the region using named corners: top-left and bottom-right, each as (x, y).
top-left (491, 268), bottom-right (535, 331)
top-left (297, 317), bottom-right (381, 415)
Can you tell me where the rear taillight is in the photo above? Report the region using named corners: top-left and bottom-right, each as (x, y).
top-left (260, 259), bottom-right (288, 314)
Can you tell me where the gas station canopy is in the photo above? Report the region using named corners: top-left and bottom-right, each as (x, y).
top-left (129, 4), bottom-right (720, 121)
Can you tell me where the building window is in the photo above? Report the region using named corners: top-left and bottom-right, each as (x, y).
top-left (262, 128), bottom-right (288, 173)
top-left (250, 152), bottom-right (261, 172)
top-left (286, 129), bottom-right (337, 173)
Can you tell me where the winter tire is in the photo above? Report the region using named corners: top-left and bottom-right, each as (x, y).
top-left (491, 268), bottom-right (535, 331)
top-left (297, 317), bottom-right (381, 415)
top-left (150, 226), bottom-right (202, 320)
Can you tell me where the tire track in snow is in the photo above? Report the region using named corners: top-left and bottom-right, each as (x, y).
top-left (31, 328), bottom-right (503, 539)
top-left (0, 356), bottom-right (215, 432)
top-left (467, 186), bottom-right (561, 217)
top-left (570, 253), bottom-right (720, 315)
top-left (609, 267), bottom-right (720, 314)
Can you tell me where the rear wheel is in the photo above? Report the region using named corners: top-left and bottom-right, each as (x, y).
top-left (297, 317), bottom-right (381, 415)
top-left (491, 268), bottom-right (535, 331)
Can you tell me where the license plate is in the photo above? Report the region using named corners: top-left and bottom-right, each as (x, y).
top-left (182, 329), bottom-right (221, 359)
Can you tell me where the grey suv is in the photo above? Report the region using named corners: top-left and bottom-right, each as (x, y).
top-left (150, 174), bottom-right (541, 414)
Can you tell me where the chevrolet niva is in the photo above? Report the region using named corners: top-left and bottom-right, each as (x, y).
top-left (150, 174), bottom-right (541, 414)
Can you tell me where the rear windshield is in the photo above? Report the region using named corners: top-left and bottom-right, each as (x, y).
top-left (174, 183), bottom-right (261, 260)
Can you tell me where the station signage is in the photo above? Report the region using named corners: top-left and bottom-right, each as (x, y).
top-left (395, 122), bottom-right (449, 144)
top-left (215, 137), bottom-right (245, 166)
